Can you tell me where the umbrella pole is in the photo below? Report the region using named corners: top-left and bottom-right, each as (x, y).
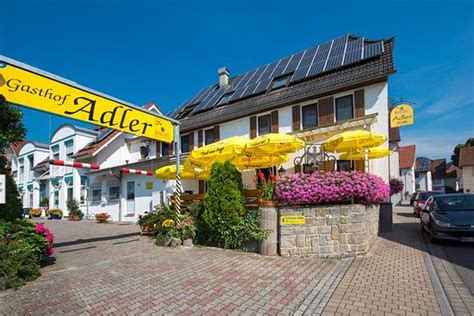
top-left (174, 124), bottom-right (182, 224)
top-left (364, 148), bottom-right (369, 173)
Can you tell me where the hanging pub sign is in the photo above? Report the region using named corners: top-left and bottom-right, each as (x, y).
top-left (390, 103), bottom-right (414, 128)
top-left (0, 56), bottom-right (174, 143)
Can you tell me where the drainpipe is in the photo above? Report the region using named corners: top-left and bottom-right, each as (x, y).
top-left (109, 168), bottom-right (122, 222)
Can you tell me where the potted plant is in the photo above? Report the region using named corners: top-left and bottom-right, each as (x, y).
top-left (29, 208), bottom-right (42, 218)
top-left (177, 214), bottom-right (195, 246)
top-left (95, 212), bottom-right (110, 223)
top-left (66, 199), bottom-right (84, 221)
top-left (161, 219), bottom-right (180, 247)
top-left (47, 209), bottom-right (63, 220)
top-left (137, 212), bottom-right (158, 235)
top-left (255, 171), bottom-right (277, 207)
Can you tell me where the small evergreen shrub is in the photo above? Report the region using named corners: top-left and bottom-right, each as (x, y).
top-left (67, 199), bottom-right (84, 220)
top-left (0, 155), bottom-right (23, 221)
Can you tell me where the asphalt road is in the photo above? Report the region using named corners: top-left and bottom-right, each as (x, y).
top-left (440, 241), bottom-right (474, 294)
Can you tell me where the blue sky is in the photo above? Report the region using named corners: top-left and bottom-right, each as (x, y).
top-left (1, 0), bottom-right (473, 161)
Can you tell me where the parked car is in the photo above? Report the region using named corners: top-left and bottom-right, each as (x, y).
top-left (420, 194), bottom-right (474, 243)
top-left (410, 192), bottom-right (419, 206)
top-left (413, 191), bottom-right (444, 217)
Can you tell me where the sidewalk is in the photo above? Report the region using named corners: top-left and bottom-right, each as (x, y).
top-left (322, 206), bottom-right (443, 315)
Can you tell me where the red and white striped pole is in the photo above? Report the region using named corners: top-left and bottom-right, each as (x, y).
top-left (120, 168), bottom-right (153, 176)
top-left (49, 159), bottom-right (99, 170)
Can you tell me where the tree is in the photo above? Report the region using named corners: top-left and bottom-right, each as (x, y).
top-left (202, 161), bottom-right (245, 248)
top-left (0, 97), bottom-right (26, 150)
top-left (451, 138), bottom-right (474, 167)
top-left (0, 97), bottom-right (27, 221)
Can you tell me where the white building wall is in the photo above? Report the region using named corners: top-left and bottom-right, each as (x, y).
top-left (462, 166), bottom-right (474, 193)
top-left (220, 117), bottom-right (251, 140)
top-left (400, 167), bottom-right (415, 204)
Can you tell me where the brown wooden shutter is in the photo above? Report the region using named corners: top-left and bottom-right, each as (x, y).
top-left (188, 132), bottom-right (194, 150)
top-left (197, 129), bottom-right (203, 147)
top-left (168, 141), bottom-right (174, 156)
top-left (156, 141), bottom-right (161, 158)
top-left (250, 116), bottom-right (257, 139)
top-left (214, 125), bottom-right (220, 142)
top-left (354, 89), bottom-right (365, 117)
top-left (271, 110), bottom-right (279, 133)
top-left (292, 105), bottom-right (301, 131)
top-left (318, 96), bottom-right (334, 125)
top-left (198, 180), bottom-right (205, 194)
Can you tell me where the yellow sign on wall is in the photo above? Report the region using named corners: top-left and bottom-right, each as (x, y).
top-left (0, 61), bottom-right (174, 143)
top-left (145, 182), bottom-right (154, 190)
top-left (390, 104), bottom-right (414, 128)
top-left (280, 215), bottom-right (305, 225)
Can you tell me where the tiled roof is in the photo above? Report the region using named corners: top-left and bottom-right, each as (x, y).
top-left (459, 146), bottom-right (474, 167)
top-left (10, 141), bottom-right (25, 156)
top-left (430, 159), bottom-right (446, 180)
top-left (398, 145), bottom-right (416, 169)
top-left (33, 157), bottom-right (49, 170)
top-left (446, 165), bottom-right (459, 178)
top-left (176, 35), bottom-right (395, 132)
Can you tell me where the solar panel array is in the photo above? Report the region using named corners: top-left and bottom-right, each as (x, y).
top-left (172, 35), bottom-right (384, 119)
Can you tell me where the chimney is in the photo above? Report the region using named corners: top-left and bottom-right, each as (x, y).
top-left (218, 67), bottom-right (229, 87)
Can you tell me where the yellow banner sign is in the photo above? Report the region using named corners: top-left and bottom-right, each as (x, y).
top-left (390, 104), bottom-right (414, 128)
top-left (280, 215), bottom-right (305, 225)
top-left (0, 62), bottom-right (174, 143)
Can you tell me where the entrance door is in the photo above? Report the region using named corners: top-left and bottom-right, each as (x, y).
top-left (126, 181), bottom-right (135, 215)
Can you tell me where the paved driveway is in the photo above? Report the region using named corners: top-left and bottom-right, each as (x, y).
top-left (0, 220), bottom-right (338, 315)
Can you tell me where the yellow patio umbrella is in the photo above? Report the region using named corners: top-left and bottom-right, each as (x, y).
top-left (339, 146), bottom-right (392, 160)
top-left (155, 164), bottom-right (209, 180)
top-left (185, 136), bottom-right (248, 170)
top-left (234, 153), bottom-right (289, 170)
top-left (245, 133), bottom-right (305, 155)
top-left (322, 130), bottom-right (387, 153)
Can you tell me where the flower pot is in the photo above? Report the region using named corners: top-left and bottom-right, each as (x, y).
top-left (169, 238), bottom-right (180, 248)
top-left (182, 238), bottom-right (193, 247)
top-left (141, 225), bottom-right (154, 235)
top-left (259, 200), bottom-right (276, 208)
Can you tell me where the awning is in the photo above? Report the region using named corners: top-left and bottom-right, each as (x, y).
top-left (64, 175), bottom-right (73, 182)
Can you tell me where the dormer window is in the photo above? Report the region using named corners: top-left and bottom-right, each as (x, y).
top-left (216, 93), bottom-right (233, 107)
top-left (271, 75), bottom-right (291, 90)
top-left (176, 105), bottom-right (196, 120)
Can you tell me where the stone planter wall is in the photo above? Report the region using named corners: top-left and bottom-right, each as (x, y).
top-left (279, 204), bottom-right (379, 258)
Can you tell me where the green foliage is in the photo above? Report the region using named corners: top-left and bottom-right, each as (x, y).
top-left (0, 155), bottom-right (23, 221)
top-left (151, 206), bottom-right (178, 236)
top-left (66, 199), bottom-right (83, 220)
top-left (451, 137), bottom-right (474, 167)
top-left (155, 234), bottom-right (170, 246)
top-left (0, 219), bottom-right (49, 260)
top-left (0, 97), bottom-right (26, 150)
top-left (0, 240), bottom-right (41, 289)
top-left (199, 161), bottom-right (268, 250)
top-left (40, 197), bottom-right (49, 208)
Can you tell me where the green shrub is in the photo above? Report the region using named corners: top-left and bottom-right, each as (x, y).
top-left (200, 161), bottom-right (268, 250)
top-left (155, 233), bottom-right (170, 246)
top-left (0, 155), bottom-right (23, 221)
top-left (0, 240), bottom-right (41, 289)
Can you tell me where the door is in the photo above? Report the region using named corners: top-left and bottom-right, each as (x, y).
top-left (126, 181), bottom-right (135, 215)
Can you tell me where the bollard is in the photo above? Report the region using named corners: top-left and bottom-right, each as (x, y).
top-left (259, 206), bottom-right (278, 256)
top-left (379, 202), bottom-right (393, 233)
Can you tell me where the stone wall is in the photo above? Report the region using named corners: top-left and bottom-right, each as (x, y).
top-left (279, 204), bottom-right (379, 258)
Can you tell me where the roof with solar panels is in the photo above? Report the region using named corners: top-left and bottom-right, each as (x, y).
top-left (171, 33), bottom-right (395, 132)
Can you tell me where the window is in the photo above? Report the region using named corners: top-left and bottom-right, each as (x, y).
top-left (54, 190), bottom-right (59, 207)
top-left (27, 155), bottom-right (34, 181)
top-left (126, 181), bottom-right (135, 200)
top-left (39, 184), bottom-right (46, 200)
top-left (302, 103), bottom-right (318, 129)
top-left (204, 129), bottom-right (215, 145)
top-left (271, 75), bottom-right (290, 90)
top-left (51, 145), bottom-right (60, 173)
top-left (216, 93), bottom-right (233, 106)
top-left (108, 183), bottom-right (120, 200)
top-left (80, 178), bottom-right (86, 204)
top-left (176, 105), bottom-right (196, 120)
top-left (337, 160), bottom-right (353, 171)
top-left (140, 145), bottom-right (150, 159)
top-left (161, 142), bottom-right (169, 157)
top-left (18, 158), bottom-right (24, 183)
top-left (258, 114), bottom-right (271, 136)
top-left (181, 135), bottom-right (190, 153)
top-left (91, 186), bottom-right (102, 203)
top-left (28, 188), bottom-right (34, 208)
top-left (335, 95), bottom-right (354, 121)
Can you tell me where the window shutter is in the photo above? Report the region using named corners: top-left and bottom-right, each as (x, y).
top-left (354, 89), bottom-right (365, 117)
top-left (292, 105), bottom-right (301, 131)
top-left (197, 129), bottom-right (203, 147)
top-left (188, 132), bottom-right (194, 150)
top-left (250, 116), bottom-right (257, 139)
top-left (271, 110), bottom-right (279, 133)
top-left (318, 96), bottom-right (334, 125)
top-left (198, 180), bottom-right (205, 194)
top-left (168, 141), bottom-right (174, 156)
top-left (214, 125), bottom-right (220, 142)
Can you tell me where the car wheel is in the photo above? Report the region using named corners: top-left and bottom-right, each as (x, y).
top-left (428, 224), bottom-right (438, 243)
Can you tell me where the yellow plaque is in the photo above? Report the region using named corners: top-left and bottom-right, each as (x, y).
top-left (390, 104), bottom-right (414, 128)
top-left (145, 182), bottom-right (154, 190)
top-left (280, 215), bottom-right (305, 225)
top-left (0, 63), bottom-right (174, 143)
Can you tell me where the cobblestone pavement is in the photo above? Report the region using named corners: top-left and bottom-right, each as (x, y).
top-left (322, 207), bottom-right (444, 316)
top-left (0, 219), bottom-right (343, 315)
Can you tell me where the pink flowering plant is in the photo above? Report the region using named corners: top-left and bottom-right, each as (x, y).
top-left (275, 171), bottom-right (390, 206)
top-left (389, 178), bottom-right (404, 196)
top-left (35, 223), bottom-right (55, 256)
